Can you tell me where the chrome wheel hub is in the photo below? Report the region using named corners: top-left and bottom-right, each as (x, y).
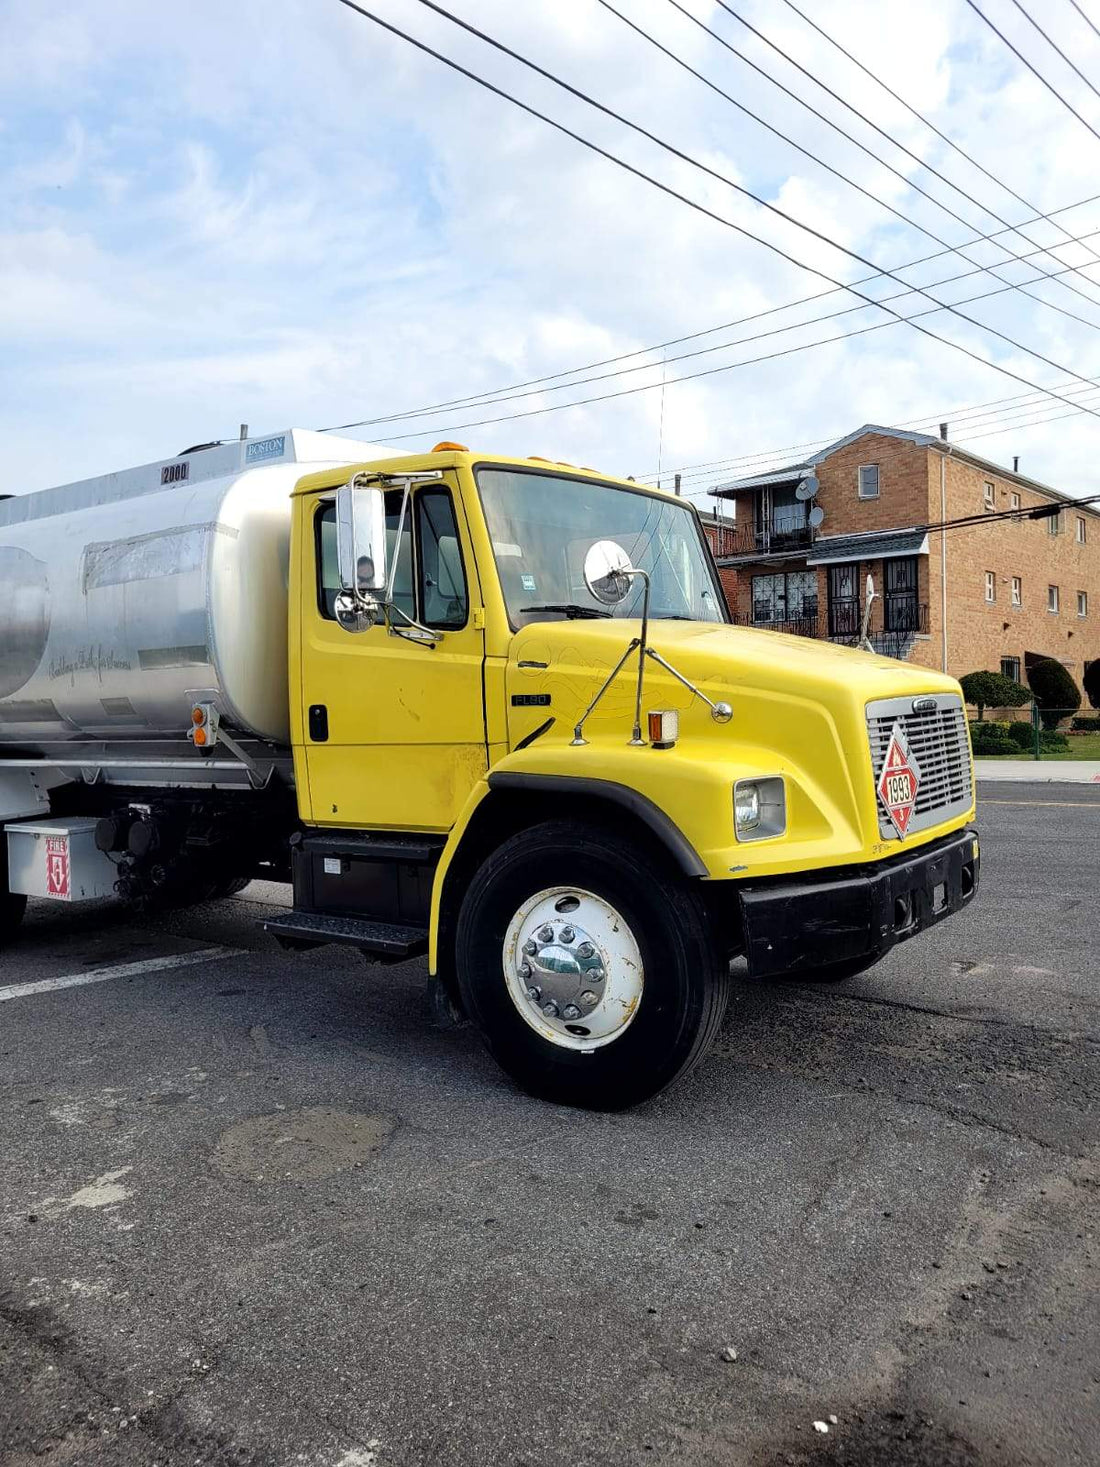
top-left (503, 887), bottom-right (644, 1051)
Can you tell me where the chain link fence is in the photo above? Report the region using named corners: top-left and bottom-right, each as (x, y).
top-left (968, 704), bottom-right (1100, 760)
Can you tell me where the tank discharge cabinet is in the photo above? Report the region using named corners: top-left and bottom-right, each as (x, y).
top-left (0, 438), bottom-right (980, 1109)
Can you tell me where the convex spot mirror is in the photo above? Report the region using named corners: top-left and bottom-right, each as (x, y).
top-left (336, 479), bottom-right (388, 597)
top-left (584, 539), bottom-right (635, 605)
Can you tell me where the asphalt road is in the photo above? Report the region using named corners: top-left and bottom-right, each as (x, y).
top-left (2, 783), bottom-right (1098, 1467)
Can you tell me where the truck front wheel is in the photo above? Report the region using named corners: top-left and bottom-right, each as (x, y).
top-left (455, 820), bottom-right (728, 1109)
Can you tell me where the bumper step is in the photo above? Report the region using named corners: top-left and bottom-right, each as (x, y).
top-left (263, 910), bottom-right (428, 958)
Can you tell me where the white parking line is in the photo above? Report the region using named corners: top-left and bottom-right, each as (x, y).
top-left (0, 948), bottom-right (244, 1004)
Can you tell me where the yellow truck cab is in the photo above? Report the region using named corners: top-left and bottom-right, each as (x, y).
top-left (271, 445), bottom-right (979, 1107)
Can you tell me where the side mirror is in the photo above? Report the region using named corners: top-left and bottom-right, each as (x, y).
top-left (336, 479), bottom-right (388, 597)
top-left (583, 540), bottom-right (635, 605)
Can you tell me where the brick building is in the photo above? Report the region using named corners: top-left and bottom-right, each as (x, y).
top-left (700, 424), bottom-right (1100, 694)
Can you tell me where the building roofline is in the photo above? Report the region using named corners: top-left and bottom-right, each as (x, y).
top-left (928, 439), bottom-right (1099, 515)
top-left (711, 422), bottom-right (1099, 516)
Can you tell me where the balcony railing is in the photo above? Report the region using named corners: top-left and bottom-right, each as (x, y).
top-left (708, 517), bottom-right (814, 560)
top-left (733, 608), bottom-right (823, 639)
top-left (733, 601), bottom-right (929, 659)
top-left (831, 600), bottom-right (930, 656)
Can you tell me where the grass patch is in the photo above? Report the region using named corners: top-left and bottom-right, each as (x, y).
top-left (977, 731), bottom-right (1100, 760)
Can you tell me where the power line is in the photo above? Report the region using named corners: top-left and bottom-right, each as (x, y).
top-left (645, 378), bottom-right (1100, 486)
top-left (321, 214), bottom-right (1100, 432)
top-left (1065, 0), bottom-right (1100, 45)
top-left (335, 259), bottom-right (1100, 446)
top-left (964, 0), bottom-right (1100, 145)
top-left (328, 0), bottom-right (1100, 429)
top-left (776, 0), bottom-right (1100, 284)
top-left (672, 0), bottom-right (1100, 311)
top-left (327, 243), bottom-right (1100, 437)
top-left (1007, 0), bottom-right (1100, 104)
top-left (917, 491), bottom-right (1100, 537)
top-left (598, 0), bottom-right (1100, 335)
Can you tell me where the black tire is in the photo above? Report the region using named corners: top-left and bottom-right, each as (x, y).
top-left (210, 875), bottom-right (251, 899)
top-left (455, 820), bottom-right (729, 1110)
top-left (767, 953), bottom-right (882, 983)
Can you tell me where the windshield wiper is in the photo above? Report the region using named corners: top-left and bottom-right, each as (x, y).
top-left (521, 603), bottom-right (611, 619)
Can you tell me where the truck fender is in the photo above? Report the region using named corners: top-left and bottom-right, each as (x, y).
top-left (428, 771), bottom-right (706, 975)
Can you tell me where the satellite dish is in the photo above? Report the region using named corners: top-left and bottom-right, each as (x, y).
top-left (795, 475), bottom-right (819, 501)
top-left (808, 505), bottom-right (825, 528)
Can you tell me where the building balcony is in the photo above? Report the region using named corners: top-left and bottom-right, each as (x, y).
top-left (830, 599), bottom-right (930, 656)
top-left (709, 518), bottom-right (814, 562)
top-left (733, 600), bottom-right (929, 660)
top-left (732, 608), bottom-right (823, 639)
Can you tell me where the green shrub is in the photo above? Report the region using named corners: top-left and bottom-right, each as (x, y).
top-left (1007, 721), bottom-right (1034, 750)
top-left (1082, 661), bottom-right (1100, 711)
top-left (959, 670), bottom-right (1031, 720)
top-left (969, 721), bottom-right (1015, 755)
top-left (1027, 658), bottom-right (1081, 730)
top-left (1071, 716), bottom-right (1100, 733)
top-left (1041, 729), bottom-right (1069, 752)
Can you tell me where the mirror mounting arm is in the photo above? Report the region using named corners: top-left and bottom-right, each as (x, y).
top-left (629, 568), bottom-right (652, 746)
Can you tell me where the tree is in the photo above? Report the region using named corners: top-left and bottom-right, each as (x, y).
top-left (959, 670), bottom-right (1031, 721)
top-left (1084, 659), bottom-right (1100, 712)
top-left (1027, 658), bottom-right (1081, 730)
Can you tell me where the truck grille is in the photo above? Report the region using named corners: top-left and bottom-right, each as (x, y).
top-left (866, 693), bottom-right (973, 837)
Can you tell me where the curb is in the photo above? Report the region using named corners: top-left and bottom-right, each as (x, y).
top-left (975, 760), bottom-right (1100, 785)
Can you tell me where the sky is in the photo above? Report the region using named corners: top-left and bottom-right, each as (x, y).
top-left (3, 0), bottom-right (1100, 514)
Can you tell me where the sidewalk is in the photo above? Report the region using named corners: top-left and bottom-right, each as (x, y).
top-left (975, 759), bottom-right (1100, 784)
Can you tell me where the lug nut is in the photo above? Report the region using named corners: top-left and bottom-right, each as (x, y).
top-left (589, 966), bottom-right (605, 982)
top-left (541, 1000), bottom-right (560, 1019)
top-left (580, 990), bottom-right (598, 1007)
top-left (559, 926), bottom-right (575, 944)
top-left (520, 961), bottom-right (532, 979)
top-left (526, 985), bottom-right (542, 1002)
top-left (562, 1004), bottom-right (582, 1021)
top-left (523, 939), bottom-right (537, 956)
top-left (576, 942), bottom-right (594, 959)
top-left (538, 925), bottom-right (554, 943)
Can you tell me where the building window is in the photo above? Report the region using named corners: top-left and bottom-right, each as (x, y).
top-left (1079, 591), bottom-right (1089, 618)
top-left (1010, 491), bottom-right (1021, 513)
top-left (1001, 657), bottom-right (1021, 682)
top-left (857, 464), bottom-right (879, 499)
top-left (984, 481), bottom-right (995, 509)
top-left (1011, 576), bottom-right (1022, 607)
top-left (1048, 585), bottom-right (1060, 613)
top-left (1077, 516), bottom-right (1087, 544)
top-left (1048, 509), bottom-right (1063, 536)
top-left (751, 570), bottom-right (818, 627)
top-left (984, 570), bottom-right (996, 603)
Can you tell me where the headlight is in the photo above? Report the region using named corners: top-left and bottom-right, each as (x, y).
top-left (734, 777), bottom-right (786, 841)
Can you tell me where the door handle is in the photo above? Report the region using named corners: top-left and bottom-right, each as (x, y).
top-left (308, 704), bottom-right (329, 742)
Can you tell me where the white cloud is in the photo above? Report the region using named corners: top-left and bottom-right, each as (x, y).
top-left (0, 0), bottom-right (1098, 506)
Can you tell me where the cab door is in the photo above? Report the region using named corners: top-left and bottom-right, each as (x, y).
top-left (301, 478), bottom-right (487, 831)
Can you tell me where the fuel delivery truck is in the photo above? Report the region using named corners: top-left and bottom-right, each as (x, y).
top-left (0, 430), bottom-right (979, 1108)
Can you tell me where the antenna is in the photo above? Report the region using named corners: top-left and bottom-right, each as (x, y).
top-left (860, 573), bottom-right (878, 652)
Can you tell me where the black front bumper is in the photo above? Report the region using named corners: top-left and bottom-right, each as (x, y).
top-left (738, 827), bottom-right (980, 978)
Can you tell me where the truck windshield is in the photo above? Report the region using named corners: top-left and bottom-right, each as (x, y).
top-left (476, 468), bottom-right (728, 627)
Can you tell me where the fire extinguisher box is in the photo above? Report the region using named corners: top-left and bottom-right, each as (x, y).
top-left (4, 819), bottom-right (118, 903)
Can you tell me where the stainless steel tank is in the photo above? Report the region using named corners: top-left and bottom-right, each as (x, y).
top-left (0, 430), bottom-right (389, 751)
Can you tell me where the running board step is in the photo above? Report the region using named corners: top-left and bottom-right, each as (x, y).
top-left (263, 910), bottom-right (428, 958)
